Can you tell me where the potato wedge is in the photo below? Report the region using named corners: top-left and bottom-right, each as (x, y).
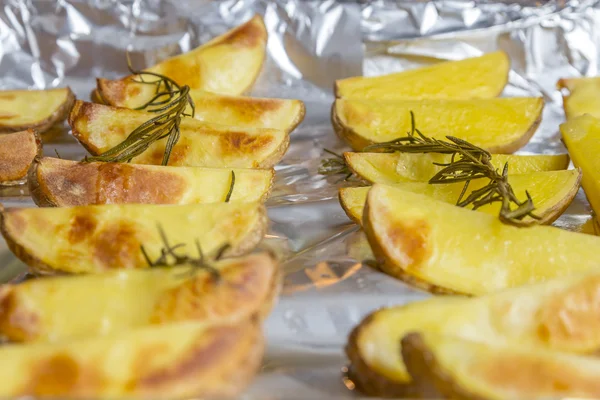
top-left (560, 115), bottom-right (600, 215)
top-left (0, 130), bottom-right (42, 185)
top-left (335, 51), bottom-right (509, 100)
top-left (0, 88), bottom-right (75, 133)
top-left (347, 271), bottom-right (600, 397)
top-left (558, 76), bottom-right (600, 119)
top-left (0, 319), bottom-right (263, 399)
top-left (340, 169), bottom-right (581, 225)
top-left (97, 16), bottom-right (267, 108)
top-left (363, 184), bottom-right (600, 295)
top-left (0, 202), bottom-right (267, 274)
top-left (402, 332), bottom-right (600, 400)
top-left (344, 152), bottom-right (570, 184)
top-left (29, 157), bottom-right (274, 207)
top-left (0, 252), bottom-right (278, 342)
top-left (69, 101), bottom-right (289, 168)
top-left (333, 97), bottom-right (543, 152)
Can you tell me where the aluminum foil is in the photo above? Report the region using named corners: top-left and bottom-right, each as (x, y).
top-left (0, 0), bottom-right (598, 398)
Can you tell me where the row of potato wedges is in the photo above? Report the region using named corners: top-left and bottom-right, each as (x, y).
top-left (331, 51), bottom-right (600, 399)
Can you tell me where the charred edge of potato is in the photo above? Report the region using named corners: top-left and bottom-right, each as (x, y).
top-left (536, 168), bottom-right (582, 225)
top-left (401, 333), bottom-right (484, 400)
top-left (345, 312), bottom-right (419, 398)
top-left (338, 188), bottom-right (363, 225)
top-left (362, 195), bottom-right (466, 296)
top-left (0, 130), bottom-right (43, 186)
top-left (67, 100), bottom-right (102, 156)
top-left (330, 102), bottom-right (371, 151)
top-left (0, 88), bottom-right (76, 135)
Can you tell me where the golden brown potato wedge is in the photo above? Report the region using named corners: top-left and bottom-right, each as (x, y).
top-left (0, 202), bottom-right (267, 274)
top-left (560, 115), bottom-right (600, 216)
top-left (0, 252), bottom-right (279, 343)
top-left (557, 76), bottom-right (600, 119)
top-left (402, 332), bottom-right (600, 400)
top-left (97, 16), bottom-right (267, 108)
top-left (0, 319), bottom-right (263, 399)
top-left (0, 88), bottom-right (75, 133)
top-left (69, 101), bottom-right (289, 168)
top-left (339, 169), bottom-right (581, 225)
top-left (363, 184), bottom-right (600, 295)
top-left (0, 129), bottom-right (42, 185)
top-left (344, 152), bottom-right (570, 184)
top-left (333, 97), bottom-right (543, 152)
top-left (29, 157), bottom-right (274, 207)
top-left (335, 51), bottom-right (509, 100)
top-left (347, 271), bottom-right (600, 397)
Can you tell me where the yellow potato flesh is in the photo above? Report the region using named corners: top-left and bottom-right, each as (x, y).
top-left (0, 253), bottom-right (276, 342)
top-left (560, 115), bottom-right (600, 216)
top-left (189, 90), bottom-right (305, 132)
top-left (0, 88), bottom-right (71, 128)
top-left (1, 202), bottom-right (266, 274)
top-left (334, 97), bottom-right (543, 152)
top-left (363, 184), bottom-right (600, 295)
top-left (69, 101), bottom-right (288, 169)
top-left (340, 169), bottom-right (580, 225)
top-left (32, 157), bottom-right (273, 207)
top-left (558, 77), bottom-right (600, 119)
top-left (335, 51), bottom-right (509, 100)
top-left (344, 152), bottom-right (570, 184)
top-left (98, 16), bottom-right (267, 108)
top-left (404, 333), bottom-right (600, 400)
top-left (0, 320), bottom-right (261, 399)
top-left (354, 272), bottom-right (600, 387)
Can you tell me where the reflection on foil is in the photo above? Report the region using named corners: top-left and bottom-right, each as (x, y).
top-left (0, 0), bottom-right (599, 398)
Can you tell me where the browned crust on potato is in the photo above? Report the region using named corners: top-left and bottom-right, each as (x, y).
top-left (27, 157), bottom-right (57, 207)
top-left (0, 88), bottom-right (76, 135)
top-left (254, 131), bottom-right (290, 169)
top-left (0, 130), bottom-right (42, 185)
top-left (90, 88), bottom-right (106, 105)
top-left (223, 204), bottom-right (268, 258)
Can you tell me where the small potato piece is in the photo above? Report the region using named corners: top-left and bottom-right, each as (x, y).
top-left (0, 319), bottom-right (263, 399)
top-left (335, 51), bottom-right (509, 100)
top-left (344, 152), bottom-right (570, 184)
top-left (0, 88), bottom-right (75, 133)
top-left (339, 169), bottom-right (581, 225)
top-left (29, 157), bottom-right (274, 207)
top-left (402, 333), bottom-right (600, 400)
top-left (97, 16), bottom-right (267, 108)
top-left (558, 77), bottom-right (600, 119)
top-left (0, 202), bottom-right (267, 274)
top-left (347, 272), bottom-right (600, 397)
top-left (69, 101), bottom-right (289, 169)
top-left (333, 97), bottom-right (543, 152)
top-left (0, 253), bottom-right (279, 342)
top-left (0, 130), bottom-right (41, 185)
top-left (560, 115), bottom-right (600, 216)
top-left (363, 184), bottom-right (600, 295)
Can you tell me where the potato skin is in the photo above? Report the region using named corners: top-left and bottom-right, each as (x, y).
top-left (0, 130), bottom-right (43, 185)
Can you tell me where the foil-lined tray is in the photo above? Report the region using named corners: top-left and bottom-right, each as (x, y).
top-left (0, 0), bottom-right (598, 398)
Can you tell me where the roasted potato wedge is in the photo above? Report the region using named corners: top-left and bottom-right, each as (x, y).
top-left (0, 252), bottom-right (278, 342)
top-left (340, 169), bottom-right (581, 225)
top-left (335, 51), bottom-right (509, 100)
top-left (0, 88), bottom-right (75, 133)
top-left (347, 271), bottom-right (600, 397)
top-left (97, 16), bottom-right (267, 108)
top-left (333, 97), bottom-right (543, 152)
top-left (560, 115), bottom-right (600, 215)
top-left (345, 152), bottom-right (570, 184)
top-left (0, 202), bottom-right (267, 274)
top-left (69, 101), bottom-right (289, 168)
top-left (558, 76), bottom-right (600, 119)
top-left (363, 184), bottom-right (600, 295)
top-left (0, 319), bottom-right (263, 399)
top-left (29, 157), bottom-right (274, 207)
top-left (0, 129), bottom-right (42, 185)
top-left (402, 332), bottom-right (600, 400)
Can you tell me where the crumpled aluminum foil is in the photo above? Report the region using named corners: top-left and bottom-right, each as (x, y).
top-left (0, 0), bottom-right (598, 398)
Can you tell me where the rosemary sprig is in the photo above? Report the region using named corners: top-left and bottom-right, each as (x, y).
top-left (140, 225), bottom-right (230, 279)
top-left (318, 149), bottom-right (353, 182)
top-left (225, 171), bottom-right (236, 202)
top-left (84, 54), bottom-right (195, 166)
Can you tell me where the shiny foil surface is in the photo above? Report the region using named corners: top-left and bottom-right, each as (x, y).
top-left (0, 0), bottom-right (598, 398)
